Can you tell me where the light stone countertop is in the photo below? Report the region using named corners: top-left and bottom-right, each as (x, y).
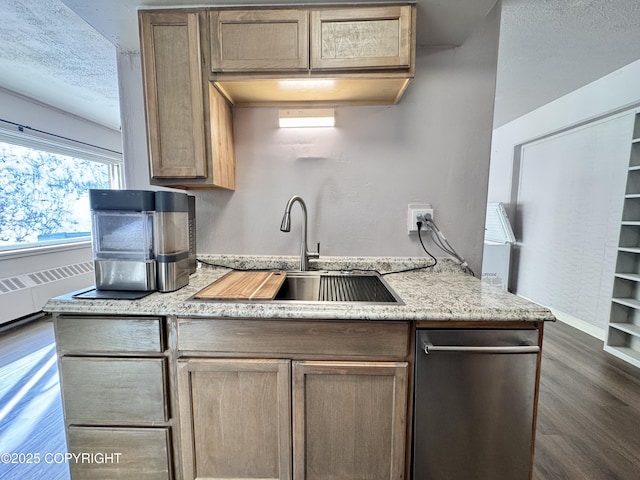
top-left (44, 255), bottom-right (556, 322)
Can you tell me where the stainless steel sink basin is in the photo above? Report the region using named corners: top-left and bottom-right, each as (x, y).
top-left (274, 271), bottom-right (403, 304)
top-left (274, 272), bottom-right (321, 301)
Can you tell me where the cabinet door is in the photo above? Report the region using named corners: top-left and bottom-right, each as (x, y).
top-left (310, 5), bottom-right (412, 70)
top-left (178, 358), bottom-right (292, 480)
top-left (292, 361), bottom-right (408, 480)
top-left (140, 11), bottom-right (207, 179)
top-left (210, 9), bottom-right (309, 72)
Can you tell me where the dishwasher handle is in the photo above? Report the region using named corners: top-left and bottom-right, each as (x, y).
top-left (420, 332), bottom-right (540, 355)
top-left (422, 343), bottom-right (540, 354)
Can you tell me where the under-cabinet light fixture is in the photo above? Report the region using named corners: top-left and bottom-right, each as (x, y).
top-left (278, 108), bottom-right (335, 128)
top-left (278, 79), bottom-right (336, 91)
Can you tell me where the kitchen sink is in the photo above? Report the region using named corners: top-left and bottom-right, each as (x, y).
top-left (274, 271), bottom-right (403, 304)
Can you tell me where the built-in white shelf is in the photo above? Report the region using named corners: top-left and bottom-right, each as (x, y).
top-left (604, 345), bottom-right (640, 368)
top-left (607, 111), bottom-right (640, 369)
top-left (615, 273), bottom-right (640, 282)
top-left (609, 322), bottom-right (640, 337)
top-left (612, 297), bottom-right (640, 309)
top-left (618, 247), bottom-right (640, 254)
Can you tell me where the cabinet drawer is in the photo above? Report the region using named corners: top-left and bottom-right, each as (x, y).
top-left (55, 315), bottom-right (164, 354)
top-left (177, 318), bottom-right (409, 359)
top-left (60, 357), bottom-right (167, 424)
top-left (67, 426), bottom-right (171, 480)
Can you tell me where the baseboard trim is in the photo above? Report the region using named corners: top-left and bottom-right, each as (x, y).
top-left (0, 311), bottom-right (49, 334)
top-left (516, 295), bottom-right (606, 341)
top-left (549, 309), bottom-right (606, 341)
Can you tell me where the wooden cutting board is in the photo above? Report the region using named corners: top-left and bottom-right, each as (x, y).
top-left (194, 271), bottom-right (287, 300)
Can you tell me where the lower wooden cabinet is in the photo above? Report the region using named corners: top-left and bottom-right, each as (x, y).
top-left (177, 357), bottom-right (408, 480)
top-left (54, 315), bottom-right (410, 480)
top-left (54, 315), bottom-right (173, 480)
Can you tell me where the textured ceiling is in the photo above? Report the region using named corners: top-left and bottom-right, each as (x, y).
top-left (0, 0), bottom-right (120, 130)
top-left (60, 0), bottom-right (498, 49)
top-left (1, 0), bottom-right (639, 131)
top-left (494, 0), bottom-right (640, 127)
top-left (0, 0), bottom-right (497, 132)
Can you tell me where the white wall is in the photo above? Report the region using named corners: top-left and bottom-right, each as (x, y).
top-left (487, 59), bottom-right (640, 337)
top-left (117, 51), bottom-right (150, 190)
top-left (0, 88), bottom-right (123, 280)
top-left (120, 6), bottom-right (502, 276)
top-left (514, 115), bottom-right (633, 332)
top-left (0, 88), bottom-right (122, 322)
top-left (0, 88), bottom-right (122, 154)
top-left (488, 60), bottom-right (640, 204)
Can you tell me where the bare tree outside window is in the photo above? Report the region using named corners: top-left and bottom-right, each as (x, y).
top-left (0, 142), bottom-right (111, 249)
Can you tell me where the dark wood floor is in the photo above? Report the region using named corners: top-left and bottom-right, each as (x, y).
top-left (0, 318), bottom-right (639, 479)
top-left (0, 318), bottom-right (69, 480)
top-left (534, 320), bottom-right (640, 480)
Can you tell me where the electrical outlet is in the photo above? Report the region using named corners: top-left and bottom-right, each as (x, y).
top-left (408, 204), bottom-right (434, 234)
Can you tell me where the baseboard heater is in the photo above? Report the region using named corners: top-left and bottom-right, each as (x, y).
top-left (0, 261), bottom-right (94, 325)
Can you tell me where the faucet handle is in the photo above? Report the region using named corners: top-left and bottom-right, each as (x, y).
top-left (308, 242), bottom-right (320, 259)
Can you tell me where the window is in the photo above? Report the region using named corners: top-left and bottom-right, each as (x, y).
top-left (0, 128), bottom-right (122, 252)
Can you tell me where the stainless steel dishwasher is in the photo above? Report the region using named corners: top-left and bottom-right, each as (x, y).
top-left (413, 329), bottom-right (540, 480)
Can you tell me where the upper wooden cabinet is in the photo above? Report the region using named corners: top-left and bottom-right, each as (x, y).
top-left (210, 5), bottom-right (412, 73)
top-left (137, 4), bottom-right (415, 187)
top-left (210, 9), bottom-right (309, 72)
top-left (209, 4), bottom-right (416, 106)
top-left (139, 11), bottom-right (235, 189)
top-left (310, 5), bottom-right (412, 70)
